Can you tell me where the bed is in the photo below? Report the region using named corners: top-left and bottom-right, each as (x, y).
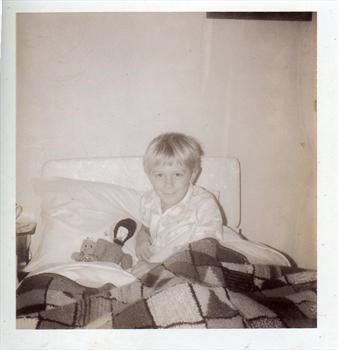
top-left (16, 157), bottom-right (317, 329)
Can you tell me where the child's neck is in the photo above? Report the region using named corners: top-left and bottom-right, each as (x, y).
top-left (161, 202), bottom-right (172, 213)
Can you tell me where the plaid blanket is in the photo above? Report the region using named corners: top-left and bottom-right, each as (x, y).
top-left (17, 238), bottom-right (316, 329)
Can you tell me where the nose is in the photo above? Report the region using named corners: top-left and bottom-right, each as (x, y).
top-left (163, 175), bottom-right (174, 190)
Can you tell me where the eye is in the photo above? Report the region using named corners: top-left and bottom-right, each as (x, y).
top-left (155, 173), bottom-right (163, 178)
top-left (175, 173), bottom-right (183, 177)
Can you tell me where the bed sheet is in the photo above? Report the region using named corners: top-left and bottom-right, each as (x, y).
top-left (23, 261), bottom-right (136, 288)
top-left (23, 225), bottom-right (291, 290)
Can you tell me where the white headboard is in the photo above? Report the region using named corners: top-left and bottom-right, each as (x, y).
top-left (42, 157), bottom-right (241, 230)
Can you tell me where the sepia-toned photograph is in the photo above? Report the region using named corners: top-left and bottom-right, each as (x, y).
top-left (15, 10), bottom-right (317, 329)
top-left (1, 1), bottom-right (337, 350)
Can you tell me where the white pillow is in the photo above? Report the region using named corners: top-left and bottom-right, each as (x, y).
top-left (25, 177), bottom-right (143, 272)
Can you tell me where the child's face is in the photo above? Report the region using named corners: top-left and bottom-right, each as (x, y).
top-left (148, 162), bottom-right (197, 211)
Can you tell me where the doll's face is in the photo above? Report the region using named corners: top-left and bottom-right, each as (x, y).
top-left (115, 226), bottom-right (128, 241)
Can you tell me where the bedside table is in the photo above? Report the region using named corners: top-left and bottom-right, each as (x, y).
top-left (16, 220), bottom-right (36, 282)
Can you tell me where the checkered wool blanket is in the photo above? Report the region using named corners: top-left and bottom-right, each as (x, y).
top-left (17, 238), bottom-right (316, 329)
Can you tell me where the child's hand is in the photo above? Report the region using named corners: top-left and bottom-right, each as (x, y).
top-left (137, 241), bottom-right (155, 261)
top-left (135, 226), bottom-right (154, 261)
top-left (131, 260), bottom-right (158, 278)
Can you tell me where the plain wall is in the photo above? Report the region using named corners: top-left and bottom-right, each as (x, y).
top-left (16, 13), bottom-right (316, 268)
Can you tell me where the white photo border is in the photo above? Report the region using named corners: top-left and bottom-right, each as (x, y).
top-left (1, 1), bottom-right (337, 349)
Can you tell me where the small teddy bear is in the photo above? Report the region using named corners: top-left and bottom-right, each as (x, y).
top-left (71, 218), bottom-right (137, 270)
top-left (71, 238), bottom-right (97, 262)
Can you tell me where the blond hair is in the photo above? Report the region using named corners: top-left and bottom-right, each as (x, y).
top-left (143, 132), bottom-right (204, 174)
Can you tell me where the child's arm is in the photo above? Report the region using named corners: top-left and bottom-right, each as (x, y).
top-left (135, 226), bottom-right (154, 261)
top-left (194, 195), bottom-right (223, 241)
top-left (132, 226), bottom-right (158, 277)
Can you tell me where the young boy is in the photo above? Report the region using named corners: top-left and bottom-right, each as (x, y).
top-left (131, 132), bottom-right (223, 277)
